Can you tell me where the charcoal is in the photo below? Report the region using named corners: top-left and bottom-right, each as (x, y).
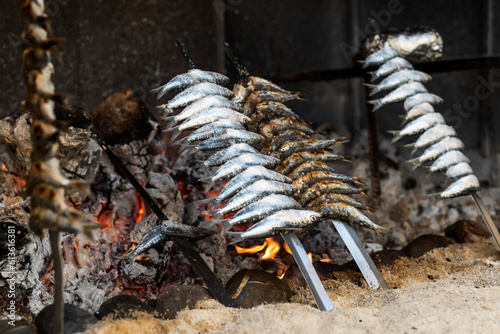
top-left (403, 234), bottom-right (456, 258)
top-left (225, 269), bottom-right (292, 308)
top-left (35, 304), bottom-right (97, 334)
top-left (445, 220), bottom-right (490, 243)
top-left (96, 294), bottom-right (154, 320)
top-left (156, 284), bottom-right (214, 319)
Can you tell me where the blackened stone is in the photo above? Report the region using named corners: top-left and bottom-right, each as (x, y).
top-left (0, 319), bottom-right (36, 334)
top-left (226, 269), bottom-right (292, 308)
top-left (445, 220), bottom-right (490, 243)
top-left (370, 249), bottom-right (408, 267)
top-left (156, 285), bottom-right (214, 319)
top-left (35, 304), bottom-right (98, 334)
top-left (96, 294), bottom-right (154, 320)
top-left (403, 234), bottom-right (456, 258)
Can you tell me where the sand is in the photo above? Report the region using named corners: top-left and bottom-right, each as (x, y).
top-left (85, 240), bottom-right (500, 334)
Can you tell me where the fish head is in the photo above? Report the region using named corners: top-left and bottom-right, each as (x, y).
top-left (308, 211), bottom-right (322, 223)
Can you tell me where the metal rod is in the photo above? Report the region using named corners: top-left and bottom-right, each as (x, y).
top-left (276, 55), bottom-right (500, 83)
top-left (176, 40), bottom-right (197, 70)
top-left (92, 133), bottom-right (237, 308)
top-left (364, 73), bottom-right (381, 203)
top-left (471, 192), bottom-right (500, 251)
top-left (331, 220), bottom-right (388, 290)
top-left (280, 232), bottom-right (335, 311)
top-left (224, 42), bottom-right (251, 83)
top-left (49, 230), bottom-right (64, 334)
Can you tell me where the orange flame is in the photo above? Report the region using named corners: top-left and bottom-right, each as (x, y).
top-left (320, 258), bottom-right (333, 263)
top-left (135, 195), bottom-right (145, 223)
top-left (262, 238), bottom-right (281, 260)
top-left (235, 237), bottom-right (281, 260)
top-left (1, 164), bottom-right (7, 171)
top-left (307, 252), bottom-right (313, 263)
top-left (74, 242), bottom-right (78, 249)
top-left (136, 256), bottom-right (150, 261)
top-left (235, 241), bottom-right (268, 254)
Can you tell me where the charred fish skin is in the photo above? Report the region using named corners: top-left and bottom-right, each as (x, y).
top-left (276, 151), bottom-right (349, 175)
top-left (219, 194), bottom-right (302, 231)
top-left (311, 202), bottom-right (387, 235)
top-left (299, 180), bottom-right (365, 206)
top-left (260, 117), bottom-right (315, 139)
top-left (277, 138), bottom-right (347, 159)
top-left (287, 161), bottom-right (337, 180)
top-left (305, 193), bottom-right (372, 212)
top-left (152, 69), bottom-right (229, 99)
top-left (292, 171), bottom-right (362, 194)
top-left (227, 210), bottom-right (322, 243)
top-left (243, 90), bottom-right (304, 116)
top-left (267, 129), bottom-right (312, 152)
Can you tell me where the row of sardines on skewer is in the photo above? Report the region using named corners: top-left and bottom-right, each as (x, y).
top-left (232, 76), bottom-right (386, 234)
top-left (152, 69), bottom-right (322, 243)
top-left (363, 41), bottom-right (480, 199)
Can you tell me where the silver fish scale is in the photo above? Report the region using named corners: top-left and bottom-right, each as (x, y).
top-left (366, 45), bottom-right (479, 200)
top-left (153, 69), bottom-right (229, 99)
top-left (204, 143), bottom-right (259, 167)
top-left (166, 82), bottom-right (235, 110)
top-left (370, 57), bottom-right (414, 81)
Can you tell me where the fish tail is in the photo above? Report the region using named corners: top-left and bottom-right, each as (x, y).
top-left (357, 60), bottom-right (367, 68)
top-left (226, 232), bottom-right (243, 245)
top-left (363, 83), bottom-right (379, 96)
top-left (198, 196), bottom-right (217, 205)
top-left (163, 117), bottom-right (177, 128)
top-left (171, 128), bottom-right (182, 140)
top-left (406, 158), bottom-right (422, 171)
top-left (150, 86), bottom-right (167, 99)
top-left (335, 137), bottom-right (350, 144)
top-left (367, 99), bottom-right (383, 111)
top-left (373, 224), bottom-right (391, 236)
top-left (389, 130), bottom-right (403, 143)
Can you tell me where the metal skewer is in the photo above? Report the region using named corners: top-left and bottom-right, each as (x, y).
top-left (331, 220), bottom-right (388, 290)
top-left (471, 192), bottom-right (500, 251)
top-left (280, 232), bottom-right (335, 311)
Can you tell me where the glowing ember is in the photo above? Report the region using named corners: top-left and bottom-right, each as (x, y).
top-left (74, 242), bottom-right (78, 249)
top-left (284, 242), bottom-right (292, 254)
top-left (320, 258), bottom-right (333, 263)
top-left (278, 272), bottom-right (286, 280)
top-left (1, 164), bottom-right (7, 171)
top-left (135, 194), bottom-right (145, 223)
top-left (136, 256), bottom-right (150, 262)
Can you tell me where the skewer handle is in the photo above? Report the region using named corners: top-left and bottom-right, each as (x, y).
top-left (331, 220), bottom-right (388, 290)
top-left (471, 192), bottom-right (500, 251)
top-left (281, 232), bottom-right (335, 311)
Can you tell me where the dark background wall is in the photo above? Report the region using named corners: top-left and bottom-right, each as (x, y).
top-left (1, 0), bottom-right (499, 180)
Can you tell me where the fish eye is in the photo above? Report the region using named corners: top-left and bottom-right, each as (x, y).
top-left (310, 214), bottom-right (318, 222)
